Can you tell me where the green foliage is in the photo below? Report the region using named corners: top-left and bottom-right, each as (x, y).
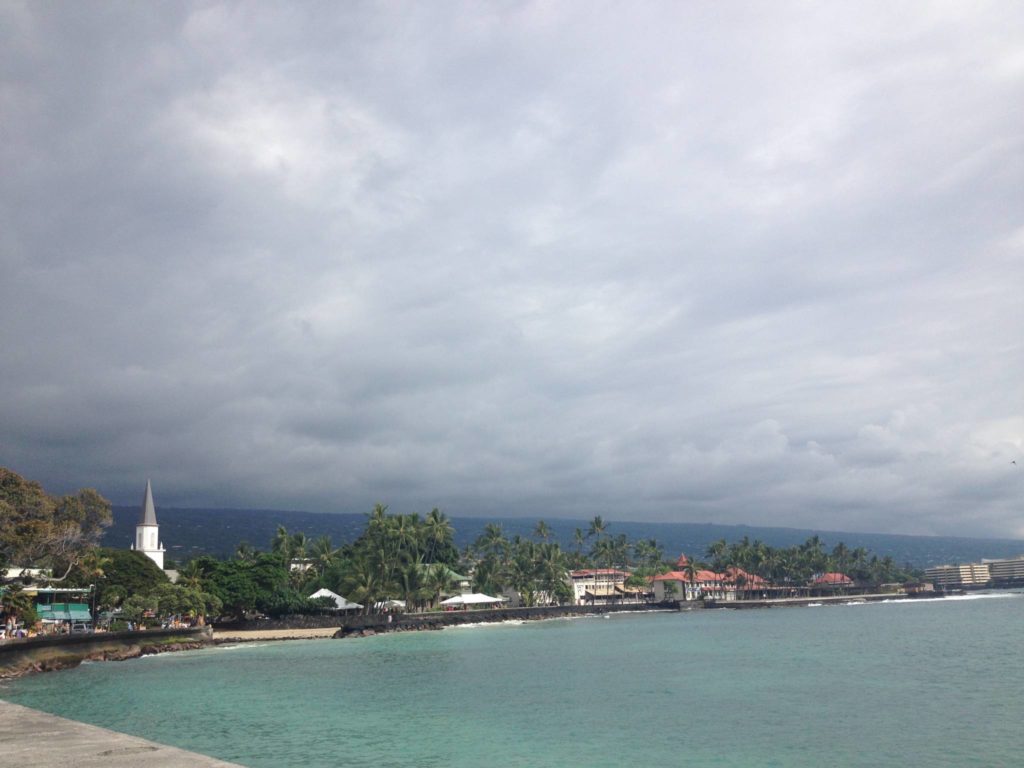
top-left (189, 554), bottom-right (291, 617)
top-left (1, 583), bottom-right (36, 621)
top-left (702, 536), bottom-right (919, 586)
top-left (0, 467), bottom-right (112, 580)
top-left (77, 548), bottom-right (169, 607)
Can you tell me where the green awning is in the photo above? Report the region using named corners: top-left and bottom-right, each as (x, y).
top-left (35, 603), bottom-right (92, 622)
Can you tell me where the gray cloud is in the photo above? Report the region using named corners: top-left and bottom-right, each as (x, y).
top-left (2, 2), bottom-right (1022, 537)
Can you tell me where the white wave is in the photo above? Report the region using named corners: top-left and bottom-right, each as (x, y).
top-left (880, 591), bottom-right (1022, 605)
top-left (806, 602), bottom-right (822, 607)
top-left (443, 620), bottom-right (526, 630)
top-left (216, 642), bottom-right (269, 650)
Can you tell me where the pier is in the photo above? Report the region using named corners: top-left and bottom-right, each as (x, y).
top-left (0, 700), bottom-right (246, 767)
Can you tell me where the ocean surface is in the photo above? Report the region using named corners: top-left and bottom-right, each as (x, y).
top-left (3, 593), bottom-right (1022, 767)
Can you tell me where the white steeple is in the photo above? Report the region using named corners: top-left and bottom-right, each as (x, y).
top-left (133, 479), bottom-right (165, 570)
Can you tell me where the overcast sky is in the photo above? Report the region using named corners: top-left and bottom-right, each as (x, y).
top-left (2, 2), bottom-right (1021, 538)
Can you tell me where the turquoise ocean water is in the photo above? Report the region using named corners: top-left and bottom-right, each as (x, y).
top-left (2, 593), bottom-right (1022, 767)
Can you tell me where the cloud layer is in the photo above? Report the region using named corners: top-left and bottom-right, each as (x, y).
top-left (2, 2), bottom-right (1022, 536)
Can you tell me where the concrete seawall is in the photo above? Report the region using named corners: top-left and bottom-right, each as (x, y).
top-left (0, 700), bottom-right (246, 767)
top-left (214, 601), bottom-right (669, 637)
top-left (0, 627), bottom-right (214, 678)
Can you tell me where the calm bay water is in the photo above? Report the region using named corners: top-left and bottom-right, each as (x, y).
top-left (2, 593), bottom-right (1022, 767)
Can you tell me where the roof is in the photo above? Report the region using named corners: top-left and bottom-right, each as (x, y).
top-left (652, 570), bottom-right (725, 583)
top-left (570, 569), bottom-right (629, 578)
top-left (308, 588), bottom-right (363, 610)
top-left (36, 603), bottom-right (92, 622)
top-left (439, 593), bottom-right (505, 606)
top-left (725, 567), bottom-right (768, 585)
top-left (415, 564), bottom-right (469, 581)
top-left (139, 479), bottom-right (158, 526)
top-left (675, 554), bottom-right (690, 568)
top-left (813, 572), bottom-right (853, 585)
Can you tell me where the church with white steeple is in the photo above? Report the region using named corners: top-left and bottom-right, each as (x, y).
top-left (131, 479), bottom-right (166, 570)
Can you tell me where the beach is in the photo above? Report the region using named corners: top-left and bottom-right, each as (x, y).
top-left (213, 627), bottom-right (340, 642)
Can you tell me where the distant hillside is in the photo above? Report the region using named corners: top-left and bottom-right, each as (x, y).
top-left (105, 506), bottom-right (1024, 569)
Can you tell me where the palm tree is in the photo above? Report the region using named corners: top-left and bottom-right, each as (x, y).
top-left (533, 520), bottom-right (552, 542)
top-left (706, 539), bottom-right (728, 572)
top-left (397, 563), bottom-right (428, 611)
top-left (1, 584), bottom-right (34, 624)
top-left (235, 541), bottom-right (257, 562)
top-left (611, 534), bottom-right (630, 568)
top-left (573, 528), bottom-right (585, 553)
top-left (683, 558), bottom-right (701, 601)
top-left (311, 535), bottom-right (338, 577)
top-left (589, 538), bottom-right (611, 567)
top-left (425, 563), bottom-right (454, 610)
top-left (271, 525), bottom-right (292, 561)
top-left (475, 523), bottom-right (506, 557)
top-left (587, 515), bottom-right (607, 541)
top-left (339, 557), bottom-right (382, 615)
top-left (472, 557), bottom-right (502, 598)
top-left (179, 559), bottom-right (205, 590)
top-left (423, 508), bottom-right (454, 563)
top-left (290, 531), bottom-right (309, 561)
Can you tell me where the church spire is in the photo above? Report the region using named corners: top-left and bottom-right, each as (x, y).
top-left (135, 479), bottom-right (165, 570)
top-left (139, 479), bottom-right (158, 526)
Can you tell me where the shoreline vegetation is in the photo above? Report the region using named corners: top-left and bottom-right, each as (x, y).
top-left (2, 465), bottom-right (933, 679)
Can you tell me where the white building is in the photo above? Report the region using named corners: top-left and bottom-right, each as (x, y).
top-left (131, 480), bottom-right (166, 570)
top-left (982, 555), bottom-right (1024, 584)
top-left (923, 562), bottom-right (990, 588)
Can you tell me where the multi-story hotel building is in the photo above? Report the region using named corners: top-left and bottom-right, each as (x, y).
top-left (923, 562), bottom-right (990, 588)
top-left (982, 555), bottom-right (1024, 585)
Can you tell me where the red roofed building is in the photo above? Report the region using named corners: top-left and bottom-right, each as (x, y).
top-left (812, 572), bottom-right (854, 586)
top-left (650, 569), bottom-right (736, 603)
top-left (725, 567), bottom-right (769, 598)
top-left (569, 569), bottom-right (631, 604)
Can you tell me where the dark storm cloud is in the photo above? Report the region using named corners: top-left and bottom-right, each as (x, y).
top-left (1, 2), bottom-right (1021, 536)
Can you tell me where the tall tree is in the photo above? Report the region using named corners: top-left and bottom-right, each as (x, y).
top-left (0, 468), bottom-right (112, 582)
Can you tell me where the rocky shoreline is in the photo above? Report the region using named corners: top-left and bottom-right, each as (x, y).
top-left (0, 629), bottom-right (214, 680)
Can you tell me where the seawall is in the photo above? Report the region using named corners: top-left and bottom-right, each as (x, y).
top-left (214, 602), bottom-right (669, 638)
top-left (0, 627), bottom-right (214, 679)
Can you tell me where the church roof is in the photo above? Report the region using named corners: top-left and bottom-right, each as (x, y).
top-left (139, 480), bottom-right (158, 526)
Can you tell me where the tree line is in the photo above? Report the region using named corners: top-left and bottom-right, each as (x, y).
top-left (1, 467), bottom-right (919, 625)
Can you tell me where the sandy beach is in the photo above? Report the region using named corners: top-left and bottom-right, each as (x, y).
top-left (213, 627), bottom-right (342, 642)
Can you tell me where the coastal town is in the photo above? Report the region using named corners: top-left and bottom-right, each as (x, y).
top-left (4, 468), bottom-right (1013, 653)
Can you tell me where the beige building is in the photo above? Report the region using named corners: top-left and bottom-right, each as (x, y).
top-left (923, 562), bottom-right (990, 588)
top-left (569, 569), bottom-right (630, 604)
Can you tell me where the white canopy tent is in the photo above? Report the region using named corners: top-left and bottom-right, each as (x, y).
top-left (308, 588), bottom-right (363, 611)
top-left (439, 593), bottom-right (506, 607)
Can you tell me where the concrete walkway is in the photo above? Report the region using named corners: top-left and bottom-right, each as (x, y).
top-left (0, 700), bottom-right (247, 767)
